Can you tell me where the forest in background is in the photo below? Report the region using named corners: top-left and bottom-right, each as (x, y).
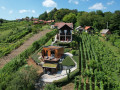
top-left (38, 8), bottom-right (120, 34)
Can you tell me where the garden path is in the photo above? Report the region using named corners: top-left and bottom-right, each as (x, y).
top-left (0, 30), bottom-right (51, 68)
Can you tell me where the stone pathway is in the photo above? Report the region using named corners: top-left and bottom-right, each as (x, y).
top-left (51, 35), bottom-right (57, 45)
top-left (0, 30), bottom-right (51, 68)
top-left (40, 52), bottom-right (77, 82)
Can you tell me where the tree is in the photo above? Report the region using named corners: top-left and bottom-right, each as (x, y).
top-left (31, 16), bottom-right (34, 21)
top-left (48, 8), bottom-right (57, 20)
top-left (109, 10), bottom-right (120, 32)
top-left (54, 9), bottom-right (71, 21)
top-left (6, 66), bottom-right (38, 90)
top-left (39, 11), bottom-right (48, 20)
top-left (0, 18), bottom-right (4, 25)
top-left (63, 13), bottom-right (77, 24)
top-left (96, 10), bottom-right (104, 16)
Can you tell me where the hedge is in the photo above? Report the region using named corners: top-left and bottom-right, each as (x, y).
top-left (0, 29), bottom-right (58, 89)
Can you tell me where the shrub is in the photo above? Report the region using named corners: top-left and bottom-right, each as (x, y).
top-left (44, 84), bottom-right (61, 90)
top-left (71, 50), bottom-right (76, 55)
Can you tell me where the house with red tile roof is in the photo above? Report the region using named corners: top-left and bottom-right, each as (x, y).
top-left (54, 22), bottom-right (73, 42)
top-left (33, 18), bottom-right (38, 21)
top-left (84, 26), bottom-right (93, 34)
top-left (33, 21), bottom-right (40, 24)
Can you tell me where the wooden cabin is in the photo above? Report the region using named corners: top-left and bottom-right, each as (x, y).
top-left (100, 29), bottom-right (111, 37)
top-left (54, 22), bottom-right (73, 42)
top-left (42, 46), bottom-right (64, 74)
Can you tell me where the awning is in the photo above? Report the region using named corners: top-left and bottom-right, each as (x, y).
top-left (43, 63), bottom-right (57, 68)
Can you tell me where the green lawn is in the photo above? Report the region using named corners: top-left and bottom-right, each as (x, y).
top-left (62, 56), bottom-right (75, 66)
top-left (45, 39), bottom-right (52, 46)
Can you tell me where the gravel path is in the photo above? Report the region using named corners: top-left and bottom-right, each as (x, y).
top-left (0, 30), bottom-right (51, 68)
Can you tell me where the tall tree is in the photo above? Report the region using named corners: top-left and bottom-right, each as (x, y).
top-left (63, 13), bottom-right (77, 24)
top-left (39, 11), bottom-right (48, 20)
top-left (48, 8), bottom-right (57, 20)
top-left (54, 9), bottom-right (71, 21)
top-left (109, 10), bottom-right (120, 32)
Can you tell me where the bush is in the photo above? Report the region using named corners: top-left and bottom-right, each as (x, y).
top-left (71, 50), bottom-right (76, 55)
top-left (6, 66), bottom-right (38, 90)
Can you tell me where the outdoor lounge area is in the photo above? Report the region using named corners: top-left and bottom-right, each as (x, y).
top-left (42, 46), bottom-right (64, 74)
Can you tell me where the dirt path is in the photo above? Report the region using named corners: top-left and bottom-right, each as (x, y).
top-left (0, 30), bottom-right (51, 68)
top-left (27, 58), bottom-right (43, 75)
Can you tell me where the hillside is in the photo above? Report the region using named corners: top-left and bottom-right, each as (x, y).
top-left (0, 8), bottom-right (120, 90)
top-left (0, 21), bottom-right (42, 58)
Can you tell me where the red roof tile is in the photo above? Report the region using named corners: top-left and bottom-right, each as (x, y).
top-left (54, 22), bottom-right (73, 29)
top-left (85, 26), bottom-right (91, 30)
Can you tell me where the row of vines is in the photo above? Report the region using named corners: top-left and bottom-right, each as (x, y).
top-left (74, 33), bottom-right (120, 90)
top-left (0, 29), bottom-right (58, 90)
top-left (0, 21), bottom-right (43, 58)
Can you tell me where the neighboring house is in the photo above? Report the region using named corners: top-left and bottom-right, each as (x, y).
top-left (100, 29), bottom-right (111, 36)
top-left (84, 26), bottom-right (93, 34)
top-left (42, 46), bottom-right (64, 74)
top-left (47, 20), bottom-right (55, 24)
top-left (33, 21), bottom-right (40, 24)
top-left (33, 19), bottom-right (55, 24)
top-left (33, 18), bottom-right (38, 21)
top-left (55, 22), bottom-right (73, 42)
top-left (51, 25), bottom-right (55, 29)
top-left (76, 26), bottom-right (84, 33)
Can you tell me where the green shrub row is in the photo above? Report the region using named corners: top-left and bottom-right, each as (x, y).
top-left (0, 33), bottom-right (33, 58)
top-left (0, 29), bottom-right (58, 89)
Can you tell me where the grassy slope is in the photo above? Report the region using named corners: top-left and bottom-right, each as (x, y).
top-left (45, 39), bottom-right (52, 46)
top-left (62, 56), bottom-right (75, 66)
